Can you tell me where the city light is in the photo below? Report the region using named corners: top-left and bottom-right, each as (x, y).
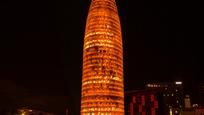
top-left (169, 107), bottom-right (173, 115)
top-left (175, 81), bottom-right (182, 85)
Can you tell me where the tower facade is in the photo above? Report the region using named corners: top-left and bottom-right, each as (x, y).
top-left (81, 0), bottom-right (124, 114)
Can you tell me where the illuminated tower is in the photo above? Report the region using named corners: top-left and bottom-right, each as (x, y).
top-left (81, 0), bottom-right (124, 114)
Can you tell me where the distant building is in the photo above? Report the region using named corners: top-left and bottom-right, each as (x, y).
top-left (181, 108), bottom-right (204, 115)
top-left (125, 90), bottom-right (159, 115)
top-left (195, 108), bottom-right (204, 114)
top-left (184, 95), bottom-right (191, 109)
top-left (125, 81), bottom-right (187, 115)
top-left (145, 81), bottom-right (184, 115)
top-left (198, 83), bottom-right (204, 106)
top-left (15, 108), bottom-right (58, 115)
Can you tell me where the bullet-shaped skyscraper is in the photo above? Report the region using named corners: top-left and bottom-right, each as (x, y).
top-left (81, 0), bottom-right (124, 114)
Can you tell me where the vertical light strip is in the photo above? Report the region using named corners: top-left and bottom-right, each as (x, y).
top-left (81, 0), bottom-right (124, 114)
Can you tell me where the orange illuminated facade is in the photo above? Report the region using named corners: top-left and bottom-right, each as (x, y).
top-left (81, 0), bottom-right (124, 114)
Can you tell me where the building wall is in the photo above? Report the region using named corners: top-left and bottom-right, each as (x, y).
top-left (181, 111), bottom-right (194, 115)
top-left (179, 108), bottom-right (204, 115)
top-left (195, 109), bottom-right (204, 115)
top-left (125, 91), bottom-right (158, 115)
top-left (199, 83), bottom-right (204, 106)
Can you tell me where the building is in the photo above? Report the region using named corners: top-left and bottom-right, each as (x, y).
top-left (125, 90), bottom-right (159, 115)
top-left (18, 108), bottom-right (58, 115)
top-left (184, 95), bottom-right (191, 109)
top-left (0, 108), bottom-right (58, 115)
top-left (198, 83), bottom-right (204, 106)
top-left (145, 81), bottom-right (184, 115)
top-left (181, 108), bottom-right (204, 115)
top-left (125, 89), bottom-right (184, 115)
top-left (81, 0), bottom-right (124, 114)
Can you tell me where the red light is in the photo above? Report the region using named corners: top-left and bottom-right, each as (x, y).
top-left (142, 95), bottom-right (145, 106)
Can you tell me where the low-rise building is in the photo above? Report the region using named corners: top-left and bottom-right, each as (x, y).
top-left (13, 108), bottom-right (58, 115)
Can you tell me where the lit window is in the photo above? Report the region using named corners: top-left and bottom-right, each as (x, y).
top-left (175, 81), bottom-right (182, 85)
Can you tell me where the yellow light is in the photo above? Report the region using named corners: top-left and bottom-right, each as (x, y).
top-left (170, 108), bottom-right (173, 115)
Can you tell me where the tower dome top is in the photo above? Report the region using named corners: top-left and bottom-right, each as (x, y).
top-left (89, 0), bottom-right (118, 13)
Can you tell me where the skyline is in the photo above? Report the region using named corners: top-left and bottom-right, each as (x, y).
top-left (0, 0), bottom-right (202, 114)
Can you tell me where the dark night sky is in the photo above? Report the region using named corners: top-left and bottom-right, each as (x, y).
top-left (0, 0), bottom-right (202, 114)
